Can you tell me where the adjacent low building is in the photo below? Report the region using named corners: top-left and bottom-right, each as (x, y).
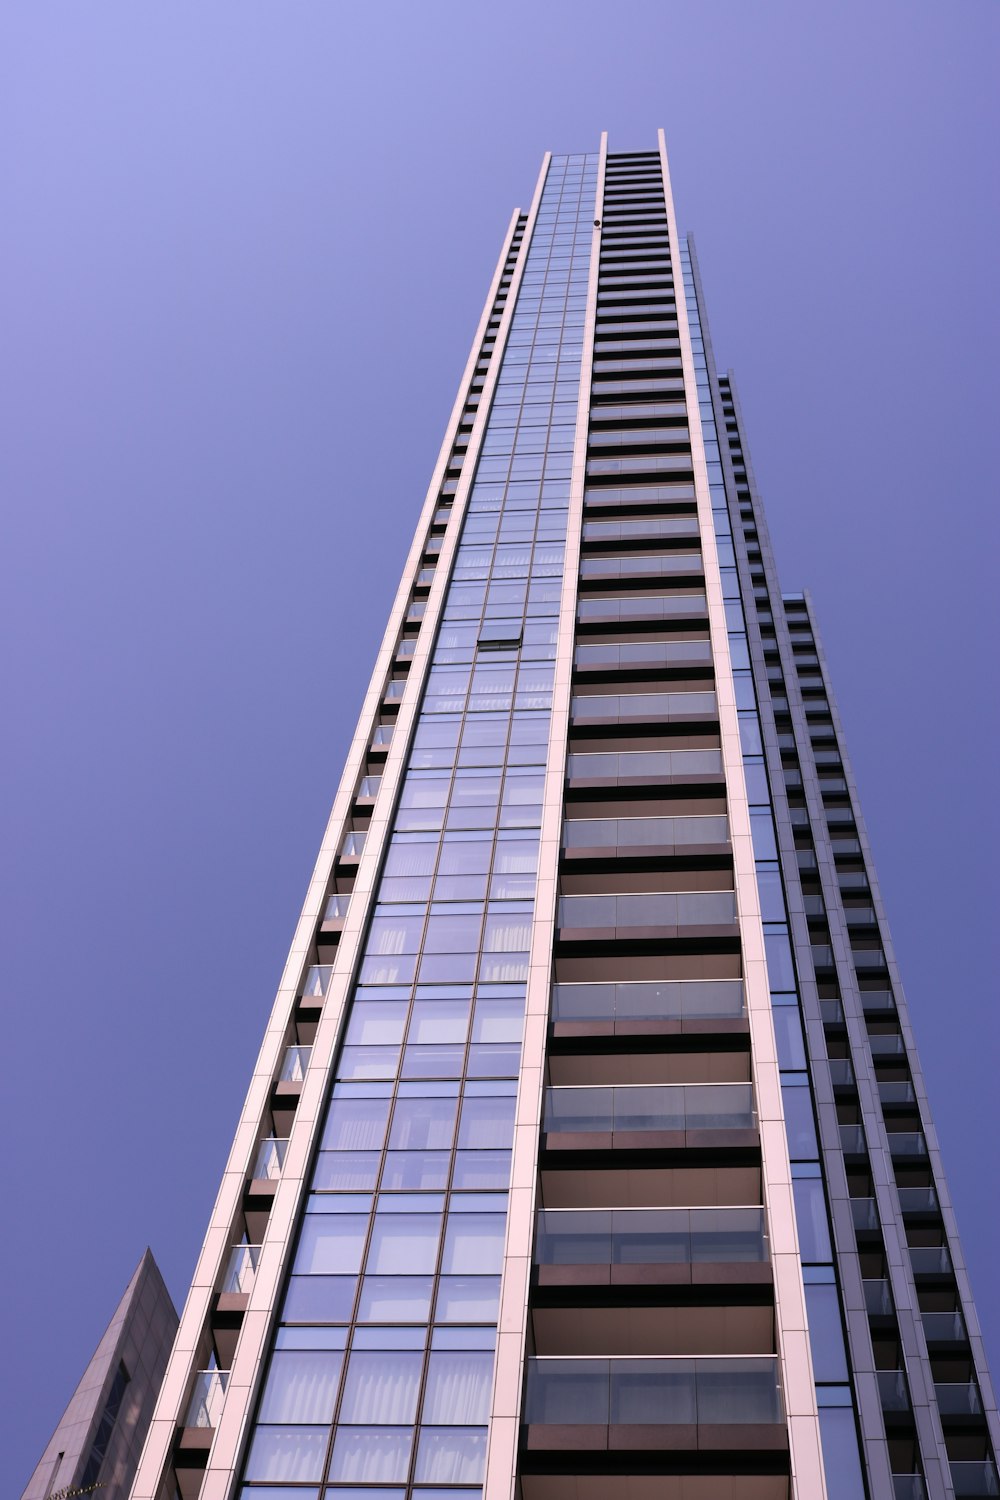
top-left (23, 1249), bottom-right (177, 1500)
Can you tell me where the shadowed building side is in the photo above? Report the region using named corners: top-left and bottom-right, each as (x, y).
top-left (22, 1249), bottom-right (178, 1500)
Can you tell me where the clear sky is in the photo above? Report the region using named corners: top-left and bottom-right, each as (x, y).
top-left (2, 2), bottom-right (997, 1490)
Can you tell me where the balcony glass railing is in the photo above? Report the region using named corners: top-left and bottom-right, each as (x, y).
top-left (577, 593), bottom-right (708, 623)
top-left (828, 1059), bottom-right (855, 1088)
top-left (252, 1137), bottom-right (288, 1181)
top-left (582, 515), bottom-right (699, 542)
top-left (897, 1186), bottom-right (938, 1213)
top-left (851, 1198), bottom-right (879, 1232)
top-left (535, 1207), bottom-right (767, 1266)
top-left (340, 830), bottom-right (367, 858)
top-left (221, 1243), bottom-right (262, 1295)
top-left (579, 552), bottom-right (703, 578)
top-left (279, 1044), bottom-right (312, 1083)
top-left (550, 978), bottom-right (745, 1024)
top-left (574, 639), bottom-right (713, 670)
top-left (889, 1132), bottom-right (927, 1157)
top-left (543, 1083), bottom-right (755, 1135)
top-left (523, 1356), bottom-right (783, 1426)
top-left (951, 1460), bottom-right (1000, 1496)
top-left (922, 1311), bottom-right (966, 1343)
top-left (357, 775), bottom-right (382, 798)
top-left (557, 891), bottom-right (737, 931)
top-left (300, 964), bottom-right (333, 998)
top-left (567, 747), bottom-right (724, 782)
top-left (563, 815), bottom-right (729, 850)
top-left (839, 1125), bottom-right (867, 1154)
top-left (879, 1081), bottom-right (916, 1105)
top-left (571, 689), bottom-right (716, 721)
top-left (935, 1382), bottom-right (982, 1416)
top-left (864, 1279), bottom-right (894, 1317)
top-left (893, 1478), bottom-right (927, 1500)
top-left (186, 1369), bottom-right (228, 1429)
top-left (877, 1370), bottom-right (911, 1411)
top-left (909, 1245), bottom-right (952, 1275)
top-left (869, 1034), bottom-right (905, 1057)
top-left (861, 990), bottom-right (896, 1012)
top-left (323, 893), bottom-right (349, 922)
top-left (853, 949), bottom-right (888, 970)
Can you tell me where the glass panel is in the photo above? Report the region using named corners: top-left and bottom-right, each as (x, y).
top-left (338, 1350), bottom-right (422, 1423)
top-left (421, 1351), bottom-right (494, 1424)
top-left (441, 1215), bottom-right (507, 1275)
top-left (258, 1350), bottom-right (343, 1423)
top-left (414, 1428), bottom-right (488, 1484)
top-left (328, 1428), bottom-right (414, 1484)
top-left (294, 1217), bottom-right (368, 1276)
top-left (244, 1427), bottom-right (328, 1482)
top-left (366, 1216), bottom-right (442, 1275)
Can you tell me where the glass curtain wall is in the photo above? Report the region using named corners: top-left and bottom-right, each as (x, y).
top-left (236, 153), bottom-right (598, 1500)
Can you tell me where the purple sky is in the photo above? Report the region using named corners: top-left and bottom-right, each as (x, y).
top-left (2, 3), bottom-right (998, 1490)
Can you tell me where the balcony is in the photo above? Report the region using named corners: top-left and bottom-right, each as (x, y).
top-left (566, 747), bottom-right (723, 784)
top-left (861, 990), bottom-right (896, 1013)
top-left (851, 1198), bottom-right (879, 1233)
top-left (550, 978), bottom-right (745, 1027)
top-left (542, 1082), bottom-right (755, 1149)
top-left (221, 1242), bottom-right (262, 1295)
top-left (952, 1461), bottom-right (1000, 1496)
top-left (573, 639), bottom-right (713, 672)
top-left (300, 964), bottom-right (333, 999)
top-left (935, 1382), bottom-right (982, 1418)
top-left (576, 593), bottom-right (708, 625)
top-left (523, 1355), bottom-right (784, 1435)
top-left (562, 813), bottom-right (729, 855)
top-left (839, 1125), bottom-right (867, 1155)
top-left (909, 1245), bottom-right (952, 1276)
top-left (828, 1058), bottom-right (856, 1089)
top-left (877, 1369), bottom-right (911, 1412)
top-left (251, 1136), bottom-right (288, 1181)
top-left (922, 1311), bottom-right (966, 1343)
top-left (863, 1279), bottom-right (894, 1317)
top-left (185, 1368), bottom-right (228, 1429)
top-left (893, 1479), bottom-right (927, 1500)
top-left (570, 689), bottom-right (717, 724)
top-left (581, 514), bottom-right (697, 542)
top-left (535, 1207), bottom-right (768, 1270)
top-left (879, 1081), bottom-right (916, 1106)
top-left (579, 552), bottom-right (702, 580)
top-left (869, 1034), bottom-right (905, 1058)
top-left (898, 1186), bottom-right (939, 1213)
top-left (556, 890), bottom-right (737, 938)
top-left (279, 1044), bottom-right (312, 1084)
top-left (889, 1132), bottom-right (928, 1158)
top-left (323, 892), bottom-right (349, 924)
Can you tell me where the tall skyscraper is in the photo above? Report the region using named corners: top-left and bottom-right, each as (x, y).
top-left (129, 134), bottom-right (998, 1500)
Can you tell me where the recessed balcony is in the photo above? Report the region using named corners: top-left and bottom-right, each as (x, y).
top-left (566, 746), bottom-right (723, 787)
top-left (550, 978), bottom-right (745, 1034)
top-left (542, 1082), bottom-right (756, 1155)
top-left (251, 1136), bottom-right (288, 1182)
top-left (534, 1205), bottom-right (770, 1296)
top-left (558, 889), bottom-right (735, 929)
top-left (522, 1355), bottom-right (786, 1451)
top-left (220, 1241), bottom-right (261, 1297)
top-left (571, 689), bottom-right (717, 728)
top-left (562, 813), bottom-right (729, 861)
top-left (184, 1367), bottom-right (228, 1430)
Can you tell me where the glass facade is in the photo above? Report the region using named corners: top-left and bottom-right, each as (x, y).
top-left (239, 153), bottom-right (598, 1500)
